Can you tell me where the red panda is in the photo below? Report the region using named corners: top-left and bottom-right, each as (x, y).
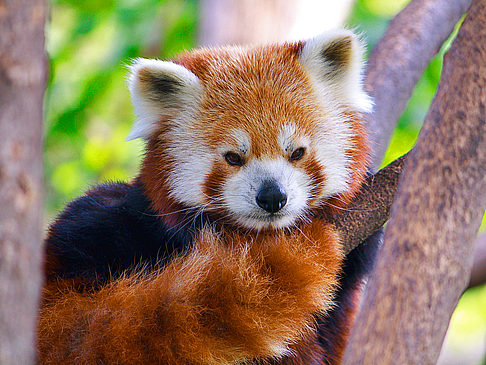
top-left (39, 29), bottom-right (377, 364)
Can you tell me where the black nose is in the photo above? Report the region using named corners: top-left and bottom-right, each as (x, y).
top-left (256, 181), bottom-right (287, 213)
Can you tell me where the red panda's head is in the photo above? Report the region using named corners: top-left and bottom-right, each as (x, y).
top-left (129, 29), bottom-right (372, 230)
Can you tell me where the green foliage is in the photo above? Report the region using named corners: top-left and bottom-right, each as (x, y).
top-left (45, 0), bottom-right (198, 218)
top-left (446, 285), bottom-right (486, 364)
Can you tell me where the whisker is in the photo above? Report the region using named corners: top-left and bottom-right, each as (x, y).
top-left (325, 201), bottom-right (375, 213)
top-left (295, 226), bottom-right (317, 247)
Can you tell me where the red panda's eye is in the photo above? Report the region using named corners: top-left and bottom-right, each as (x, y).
top-left (289, 147), bottom-right (305, 162)
top-left (224, 152), bottom-right (244, 166)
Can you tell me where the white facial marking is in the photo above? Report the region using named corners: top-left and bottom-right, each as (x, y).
top-left (313, 110), bottom-right (355, 198)
top-left (127, 59), bottom-right (212, 206)
top-left (164, 127), bottom-right (213, 207)
top-left (278, 124), bottom-right (297, 153)
top-left (278, 123), bottom-right (310, 155)
top-left (297, 29), bottom-right (371, 199)
top-left (223, 158), bottom-right (312, 230)
top-left (222, 129), bottom-right (251, 155)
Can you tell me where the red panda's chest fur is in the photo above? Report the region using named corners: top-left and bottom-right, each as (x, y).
top-left (164, 217), bottom-right (345, 363)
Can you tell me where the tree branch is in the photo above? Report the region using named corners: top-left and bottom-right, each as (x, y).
top-left (344, 0), bottom-right (474, 281)
top-left (330, 153), bottom-right (407, 255)
top-left (365, 0), bottom-right (472, 170)
top-left (343, 1), bottom-right (486, 363)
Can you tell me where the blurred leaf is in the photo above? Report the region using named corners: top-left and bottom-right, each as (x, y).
top-left (82, 137), bottom-right (111, 171)
top-left (381, 124), bottom-right (420, 168)
top-left (51, 161), bottom-right (85, 198)
top-left (51, 0), bottom-right (115, 13)
top-left (347, 0), bottom-right (390, 50)
top-left (364, 0), bottom-right (410, 17)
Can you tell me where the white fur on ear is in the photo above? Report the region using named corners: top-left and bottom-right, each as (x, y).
top-left (298, 29), bottom-right (373, 113)
top-left (127, 58), bottom-right (203, 140)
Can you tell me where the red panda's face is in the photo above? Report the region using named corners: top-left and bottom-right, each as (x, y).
top-left (202, 122), bottom-right (318, 230)
top-left (130, 30), bottom-right (372, 230)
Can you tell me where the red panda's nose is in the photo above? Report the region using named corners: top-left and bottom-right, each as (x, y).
top-left (256, 181), bottom-right (287, 214)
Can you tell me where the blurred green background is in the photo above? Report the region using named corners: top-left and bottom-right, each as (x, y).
top-left (45, 0), bottom-right (485, 363)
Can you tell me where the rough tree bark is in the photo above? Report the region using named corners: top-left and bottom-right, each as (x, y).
top-left (354, 0), bottom-right (486, 288)
top-left (331, 154), bottom-right (407, 254)
top-left (0, 0), bottom-right (47, 364)
top-left (355, 0), bottom-right (485, 289)
top-left (343, 1), bottom-right (486, 363)
top-left (365, 0), bottom-right (473, 170)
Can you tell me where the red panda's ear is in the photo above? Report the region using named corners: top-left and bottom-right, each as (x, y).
top-left (127, 58), bottom-right (203, 140)
top-left (298, 29), bottom-right (372, 113)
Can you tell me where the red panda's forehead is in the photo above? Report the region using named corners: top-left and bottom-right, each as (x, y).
top-left (176, 43), bottom-right (320, 156)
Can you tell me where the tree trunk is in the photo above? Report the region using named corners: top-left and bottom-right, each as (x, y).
top-left (0, 0), bottom-right (47, 363)
top-left (343, 1), bottom-right (486, 363)
top-left (365, 0), bottom-right (472, 170)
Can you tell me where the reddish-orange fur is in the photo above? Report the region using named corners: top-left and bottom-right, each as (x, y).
top-left (39, 221), bottom-right (342, 364)
top-left (326, 114), bottom-right (369, 216)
